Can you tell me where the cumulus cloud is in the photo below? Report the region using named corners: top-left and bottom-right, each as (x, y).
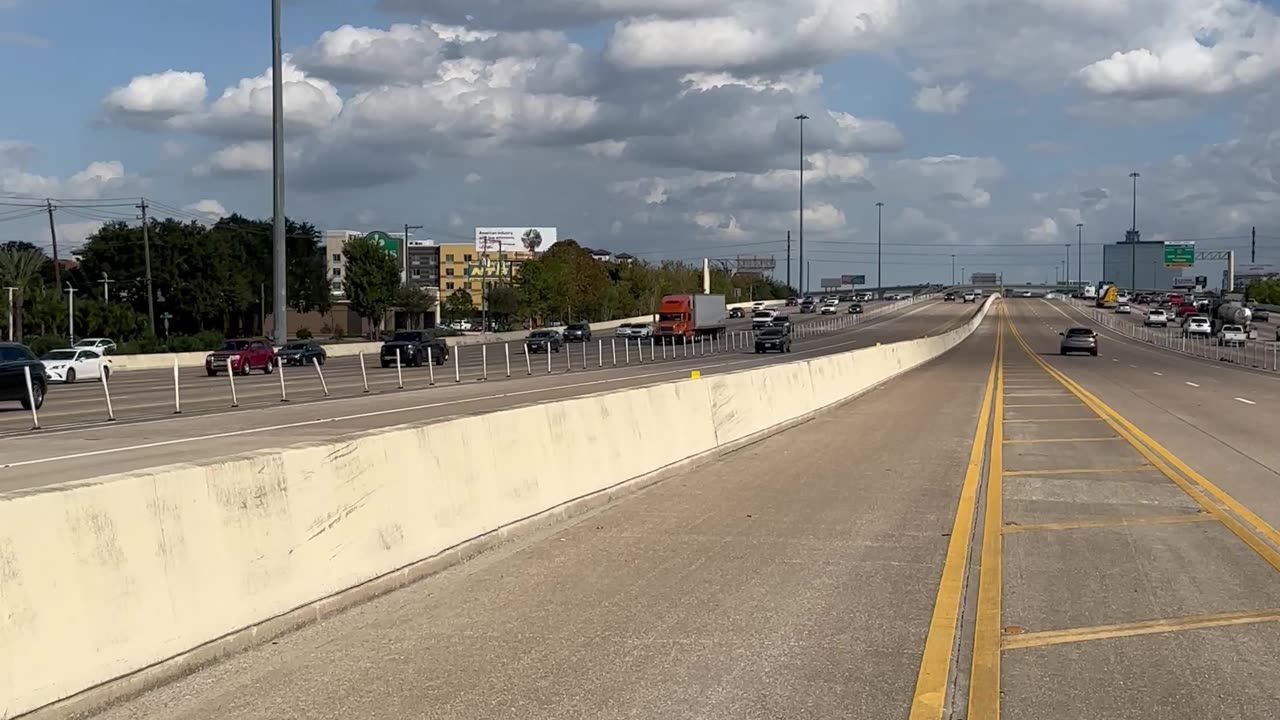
top-left (0, 144), bottom-right (128, 199)
top-left (889, 155), bottom-right (1003, 209)
top-left (183, 199), bottom-right (227, 220)
top-left (1024, 217), bottom-right (1060, 243)
top-left (103, 70), bottom-right (207, 119)
top-left (913, 83), bottom-right (970, 113)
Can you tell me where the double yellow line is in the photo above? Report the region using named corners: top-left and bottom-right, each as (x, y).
top-left (907, 313), bottom-right (1003, 720)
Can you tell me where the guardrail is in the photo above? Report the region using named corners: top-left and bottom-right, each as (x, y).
top-left (1071, 301), bottom-right (1280, 372)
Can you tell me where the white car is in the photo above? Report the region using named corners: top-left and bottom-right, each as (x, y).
top-left (1115, 303), bottom-right (1131, 314)
top-left (752, 309), bottom-right (779, 327)
top-left (819, 304), bottom-right (837, 315)
top-left (963, 293), bottom-right (977, 304)
top-left (1183, 317), bottom-right (1212, 338)
top-left (752, 301), bottom-right (766, 310)
top-left (41, 347), bottom-right (112, 384)
top-left (74, 337), bottom-right (117, 354)
top-left (1143, 309), bottom-right (1169, 327)
top-left (628, 324), bottom-right (654, 338)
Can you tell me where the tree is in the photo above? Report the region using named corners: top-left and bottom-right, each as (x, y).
top-left (441, 288), bottom-right (475, 324)
top-left (395, 284), bottom-right (436, 329)
top-left (342, 234), bottom-right (400, 335)
top-left (484, 285), bottom-right (520, 329)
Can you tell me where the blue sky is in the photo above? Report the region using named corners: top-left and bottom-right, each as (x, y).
top-left (2, 0), bottom-right (1278, 287)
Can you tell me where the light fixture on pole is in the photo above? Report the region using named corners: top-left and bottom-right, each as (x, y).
top-left (794, 114), bottom-right (809, 294)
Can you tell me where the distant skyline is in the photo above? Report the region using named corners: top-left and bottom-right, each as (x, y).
top-left (2, 0), bottom-right (1279, 287)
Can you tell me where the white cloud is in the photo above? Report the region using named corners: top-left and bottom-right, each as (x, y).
top-left (183, 199), bottom-right (227, 220)
top-left (1024, 217), bottom-right (1060, 243)
top-left (464, 172), bottom-right (483, 184)
top-left (102, 70), bottom-right (207, 118)
top-left (55, 221), bottom-right (104, 253)
top-left (0, 145), bottom-right (128, 199)
top-left (890, 155), bottom-right (1003, 208)
top-left (913, 82), bottom-right (971, 114)
top-left (794, 202), bottom-right (846, 231)
top-left (194, 141), bottom-right (273, 176)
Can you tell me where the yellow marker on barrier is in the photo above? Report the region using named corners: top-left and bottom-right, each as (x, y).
top-left (690, 370), bottom-right (701, 379)
top-left (876, 341), bottom-right (882, 346)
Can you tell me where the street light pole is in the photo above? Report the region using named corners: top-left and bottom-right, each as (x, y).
top-left (270, 0), bottom-right (288, 344)
top-left (1129, 171), bottom-right (1140, 291)
top-left (1064, 244), bottom-right (1071, 288)
top-left (951, 254), bottom-right (956, 285)
top-left (795, 114), bottom-right (809, 295)
top-left (876, 201), bottom-right (885, 296)
top-left (1076, 222), bottom-right (1084, 287)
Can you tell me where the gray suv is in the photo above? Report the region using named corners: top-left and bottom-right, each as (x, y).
top-left (1059, 327), bottom-right (1099, 356)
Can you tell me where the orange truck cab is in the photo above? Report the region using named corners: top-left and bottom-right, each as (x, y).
top-left (655, 293), bottom-right (728, 340)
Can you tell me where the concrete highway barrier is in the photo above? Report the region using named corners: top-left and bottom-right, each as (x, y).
top-left (0, 295), bottom-right (993, 718)
top-left (106, 301), bottom-right (785, 371)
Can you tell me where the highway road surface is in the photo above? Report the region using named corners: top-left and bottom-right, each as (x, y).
top-left (0, 299), bottom-right (974, 492)
top-left (83, 298), bottom-right (1280, 719)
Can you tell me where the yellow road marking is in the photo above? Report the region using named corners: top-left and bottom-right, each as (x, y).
top-left (1004, 403), bottom-right (1079, 408)
top-left (1003, 436), bottom-right (1122, 445)
top-left (1003, 465), bottom-right (1152, 477)
top-left (1004, 392), bottom-right (1071, 397)
top-left (1002, 513), bottom-right (1213, 534)
top-left (968, 306), bottom-right (1005, 720)
top-left (1002, 608), bottom-right (1280, 651)
top-left (1004, 316), bottom-right (1280, 575)
top-left (907, 318), bottom-right (1001, 720)
top-left (1002, 417), bottom-right (1104, 424)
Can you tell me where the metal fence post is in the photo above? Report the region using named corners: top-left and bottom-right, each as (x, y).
top-left (525, 344), bottom-right (533, 375)
top-left (455, 348), bottom-right (462, 383)
top-left (598, 339), bottom-right (604, 367)
top-left (427, 348), bottom-right (436, 386)
top-left (313, 357), bottom-right (330, 397)
top-left (227, 361), bottom-right (239, 407)
top-left (505, 343), bottom-right (512, 378)
top-left (359, 352), bottom-right (370, 393)
top-left (278, 357), bottom-right (289, 402)
top-left (396, 348), bottom-right (404, 389)
top-left (100, 368), bottom-right (115, 421)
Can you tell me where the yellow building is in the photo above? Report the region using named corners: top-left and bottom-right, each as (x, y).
top-left (437, 243), bottom-right (533, 308)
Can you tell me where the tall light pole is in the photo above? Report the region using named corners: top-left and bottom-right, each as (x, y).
top-left (270, 0), bottom-right (288, 344)
top-left (1064, 244), bottom-right (1071, 288)
top-left (876, 201), bottom-right (885, 296)
top-left (795, 114), bottom-right (809, 294)
top-left (1129, 171), bottom-right (1140, 291)
top-left (1076, 222), bottom-right (1084, 287)
top-left (951, 254), bottom-right (956, 285)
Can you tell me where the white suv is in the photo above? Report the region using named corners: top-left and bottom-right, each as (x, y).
top-left (1143, 309), bottom-right (1169, 327)
top-left (1183, 316), bottom-right (1212, 338)
top-left (962, 292), bottom-right (977, 303)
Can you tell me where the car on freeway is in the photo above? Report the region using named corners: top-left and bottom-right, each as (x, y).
top-left (1183, 316), bottom-right (1212, 338)
top-left (276, 341), bottom-right (327, 366)
top-left (963, 292), bottom-right (977, 304)
top-left (819, 303), bottom-right (838, 315)
top-left (627, 323), bottom-right (654, 338)
top-left (206, 338), bottom-right (276, 376)
top-left (0, 342), bottom-right (47, 410)
top-left (563, 322), bottom-right (592, 343)
top-left (754, 326), bottom-right (791, 354)
top-left (525, 329), bottom-right (563, 353)
top-left (1115, 303), bottom-right (1131, 314)
top-left (767, 314), bottom-right (793, 329)
top-left (799, 298), bottom-right (817, 314)
top-left (785, 297), bottom-right (800, 306)
top-left (847, 303), bottom-right (864, 314)
top-left (944, 293), bottom-right (956, 302)
top-left (1144, 309), bottom-right (1170, 327)
top-left (380, 330), bottom-right (449, 368)
top-left (1059, 327), bottom-right (1099, 356)
top-left (752, 309), bottom-right (779, 327)
top-left (615, 323), bottom-right (636, 337)
top-left (729, 307), bottom-right (745, 319)
top-left (73, 337), bottom-right (117, 354)
top-left (1249, 305), bottom-right (1271, 322)
top-left (1135, 294), bottom-right (1152, 305)
top-left (40, 347), bottom-right (111, 383)
top-left (1218, 324), bottom-right (1247, 347)
top-left (752, 301), bottom-right (767, 311)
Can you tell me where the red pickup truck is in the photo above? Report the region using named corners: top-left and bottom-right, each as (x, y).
top-left (205, 338), bottom-right (276, 376)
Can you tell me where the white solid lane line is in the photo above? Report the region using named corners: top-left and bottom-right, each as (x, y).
top-left (1186, 382), bottom-right (1200, 387)
top-left (1235, 397), bottom-right (1257, 405)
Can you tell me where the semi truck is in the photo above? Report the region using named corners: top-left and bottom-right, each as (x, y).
top-left (655, 293), bottom-right (727, 340)
top-left (1095, 284), bottom-right (1118, 309)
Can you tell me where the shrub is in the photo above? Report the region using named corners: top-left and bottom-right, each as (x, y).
top-left (296, 327), bottom-right (313, 340)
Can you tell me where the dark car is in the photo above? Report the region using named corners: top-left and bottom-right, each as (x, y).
top-left (276, 341), bottom-right (327, 366)
top-left (799, 298), bottom-right (817, 314)
top-left (206, 338), bottom-right (276, 376)
top-left (563, 322), bottom-right (592, 343)
top-left (785, 297), bottom-right (800, 306)
top-left (767, 314), bottom-right (793, 329)
top-left (729, 307), bottom-right (745, 319)
top-left (847, 303), bottom-right (864, 314)
top-left (754, 327), bottom-right (791, 354)
top-left (0, 342), bottom-right (47, 410)
top-left (525, 329), bottom-right (563, 353)
top-left (944, 293), bottom-right (956, 302)
top-left (381, 330), bottom-right (449, 368)
top-left (1059, 327), bottom-right (1099, 356)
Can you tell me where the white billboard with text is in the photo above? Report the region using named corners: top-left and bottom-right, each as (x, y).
top-left (475, 227), bottom-right (559, 254)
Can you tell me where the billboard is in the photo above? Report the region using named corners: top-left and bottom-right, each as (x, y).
top-left (365, 230), bottom-right (399, 257)
top-left (1172, 277), bottom-right (1195, 289)
top-left (465, 256), bottom-right (524, 280)
top-left (1235, 264), bottom-right (1279, 276)
top-left (841, 274), bottom-right (866, 286)
top-left (736, 255), bottom-right (777, 273)
top-left (820, 278), bottom-right (844, 289)
top-left (1163, 241), bottom-right (1195, 268)
top-left (476, 227), bottom-right (559, 254)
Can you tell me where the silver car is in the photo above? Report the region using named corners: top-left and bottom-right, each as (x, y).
top-left (1059, 327), bottom-right (1098, 356)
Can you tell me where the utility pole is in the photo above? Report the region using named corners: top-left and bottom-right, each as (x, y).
top-left (100, 272), bottom-right (114, 302)
top-left (876, 202), bottom-right (885, 297)
top-left (1065, 244), bottom-right (1071, 288)
top-left (1129, 171), bottom-right (1140, 291)
top-left (1251, 226), bottom-right (1256, 263)
top-left (45, 199), bottom-right (61, 289)
top-left (1076, 223), bottom-right (1084, 287)
top-left (795, 114), bottom-right (809, 295)
top-left (270, 0), bottom-right (288, 344)
top-left (65, 285), bottom-right (76, 344)
top-left (137, 199), bottom-right (156, 335)
top-left (951, 254), bottom-right (956, 285)
top-left (786, 230), bottom-right (792, 292)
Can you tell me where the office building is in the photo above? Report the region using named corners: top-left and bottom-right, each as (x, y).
top-left (437, 242), bottom-right (534, 307)
top-left (1102, 240), bottom-right (1181, 290)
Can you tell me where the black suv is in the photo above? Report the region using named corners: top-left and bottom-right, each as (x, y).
top-left (525, 330), bottom-right (563, 353)
top-left (0, 342), bottom-right (47, 410)
top-left (381, 330), bottom-right (449, 367)
top-left (754, 326), bottom-right (791, 354)
top-left (276, 341), bottom-right (327, 366)
top-left (563, 322), bottom-right (592, 343)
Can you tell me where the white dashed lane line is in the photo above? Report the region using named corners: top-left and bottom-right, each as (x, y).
top-left (1187, 381), bottom-right (1200, 387)
top-left (1235, 397), bottom-right (1257, 405)
top-left (1153, 371), bottom-right (1163, 376)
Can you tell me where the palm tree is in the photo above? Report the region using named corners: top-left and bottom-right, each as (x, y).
top-left (0, 247), bottom-right (49, 341)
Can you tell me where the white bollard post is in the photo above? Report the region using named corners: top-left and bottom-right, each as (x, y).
top-left (683, 336), bottom-right (689, 357)
top-left (455, 348), bottom-right (462, 383)
top-left (313, 357), bottom-right (330, 397)
top-left (611, 338), bottom-right (617, 366)
top-left (173, 356), bottom-right (182, 414)
top-left (582, 340), bottom-right (588, 369)
top-left (663, 337), bottom-right (669, 359)
top-left (505, 343), bottom-right (512, 378)
top-left (427, 348), bottom-right (436, 386)
top-left (625, 339), bottom-right (631, 364)
top-left (481, 344), bottom-right (488, 381)
top-left (278, 357), bottom-right (289, 402)
top-left (23, 365), bottom-right (39, 430)
top-left (567, 342), bottom-right (574, 371)
top-left (359, 352), bottom-right (370, 393)
top-left (227, 361), bottom-right (239, 408)
top-left (100, 367), bottom-right (115, 421)
top-left (650, 337), bottom-right (655, 361)
top-left (525, 344), bottom-right (533, 375)
top-left (396, 348), bottom-right (404, 389)
top-left (547, 346), bottom-right (553, 374)
top-left (598, 339), bottom-right (604, 367)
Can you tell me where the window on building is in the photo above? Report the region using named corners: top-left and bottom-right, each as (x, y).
top-left (445, 268), bottom-right (455, 276)
top-left (332, 268), bottom-right (341, 276)
top-left (445, 254), bottom-right (454, 262)
top-left (464, 254), bottom-right (473, 262)
top-left (446, 281), bottom-right (455, 290)
top-left (331, 254), bottom-right (341, 262)
top-left (411, 269), bottom-right (420, 278)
